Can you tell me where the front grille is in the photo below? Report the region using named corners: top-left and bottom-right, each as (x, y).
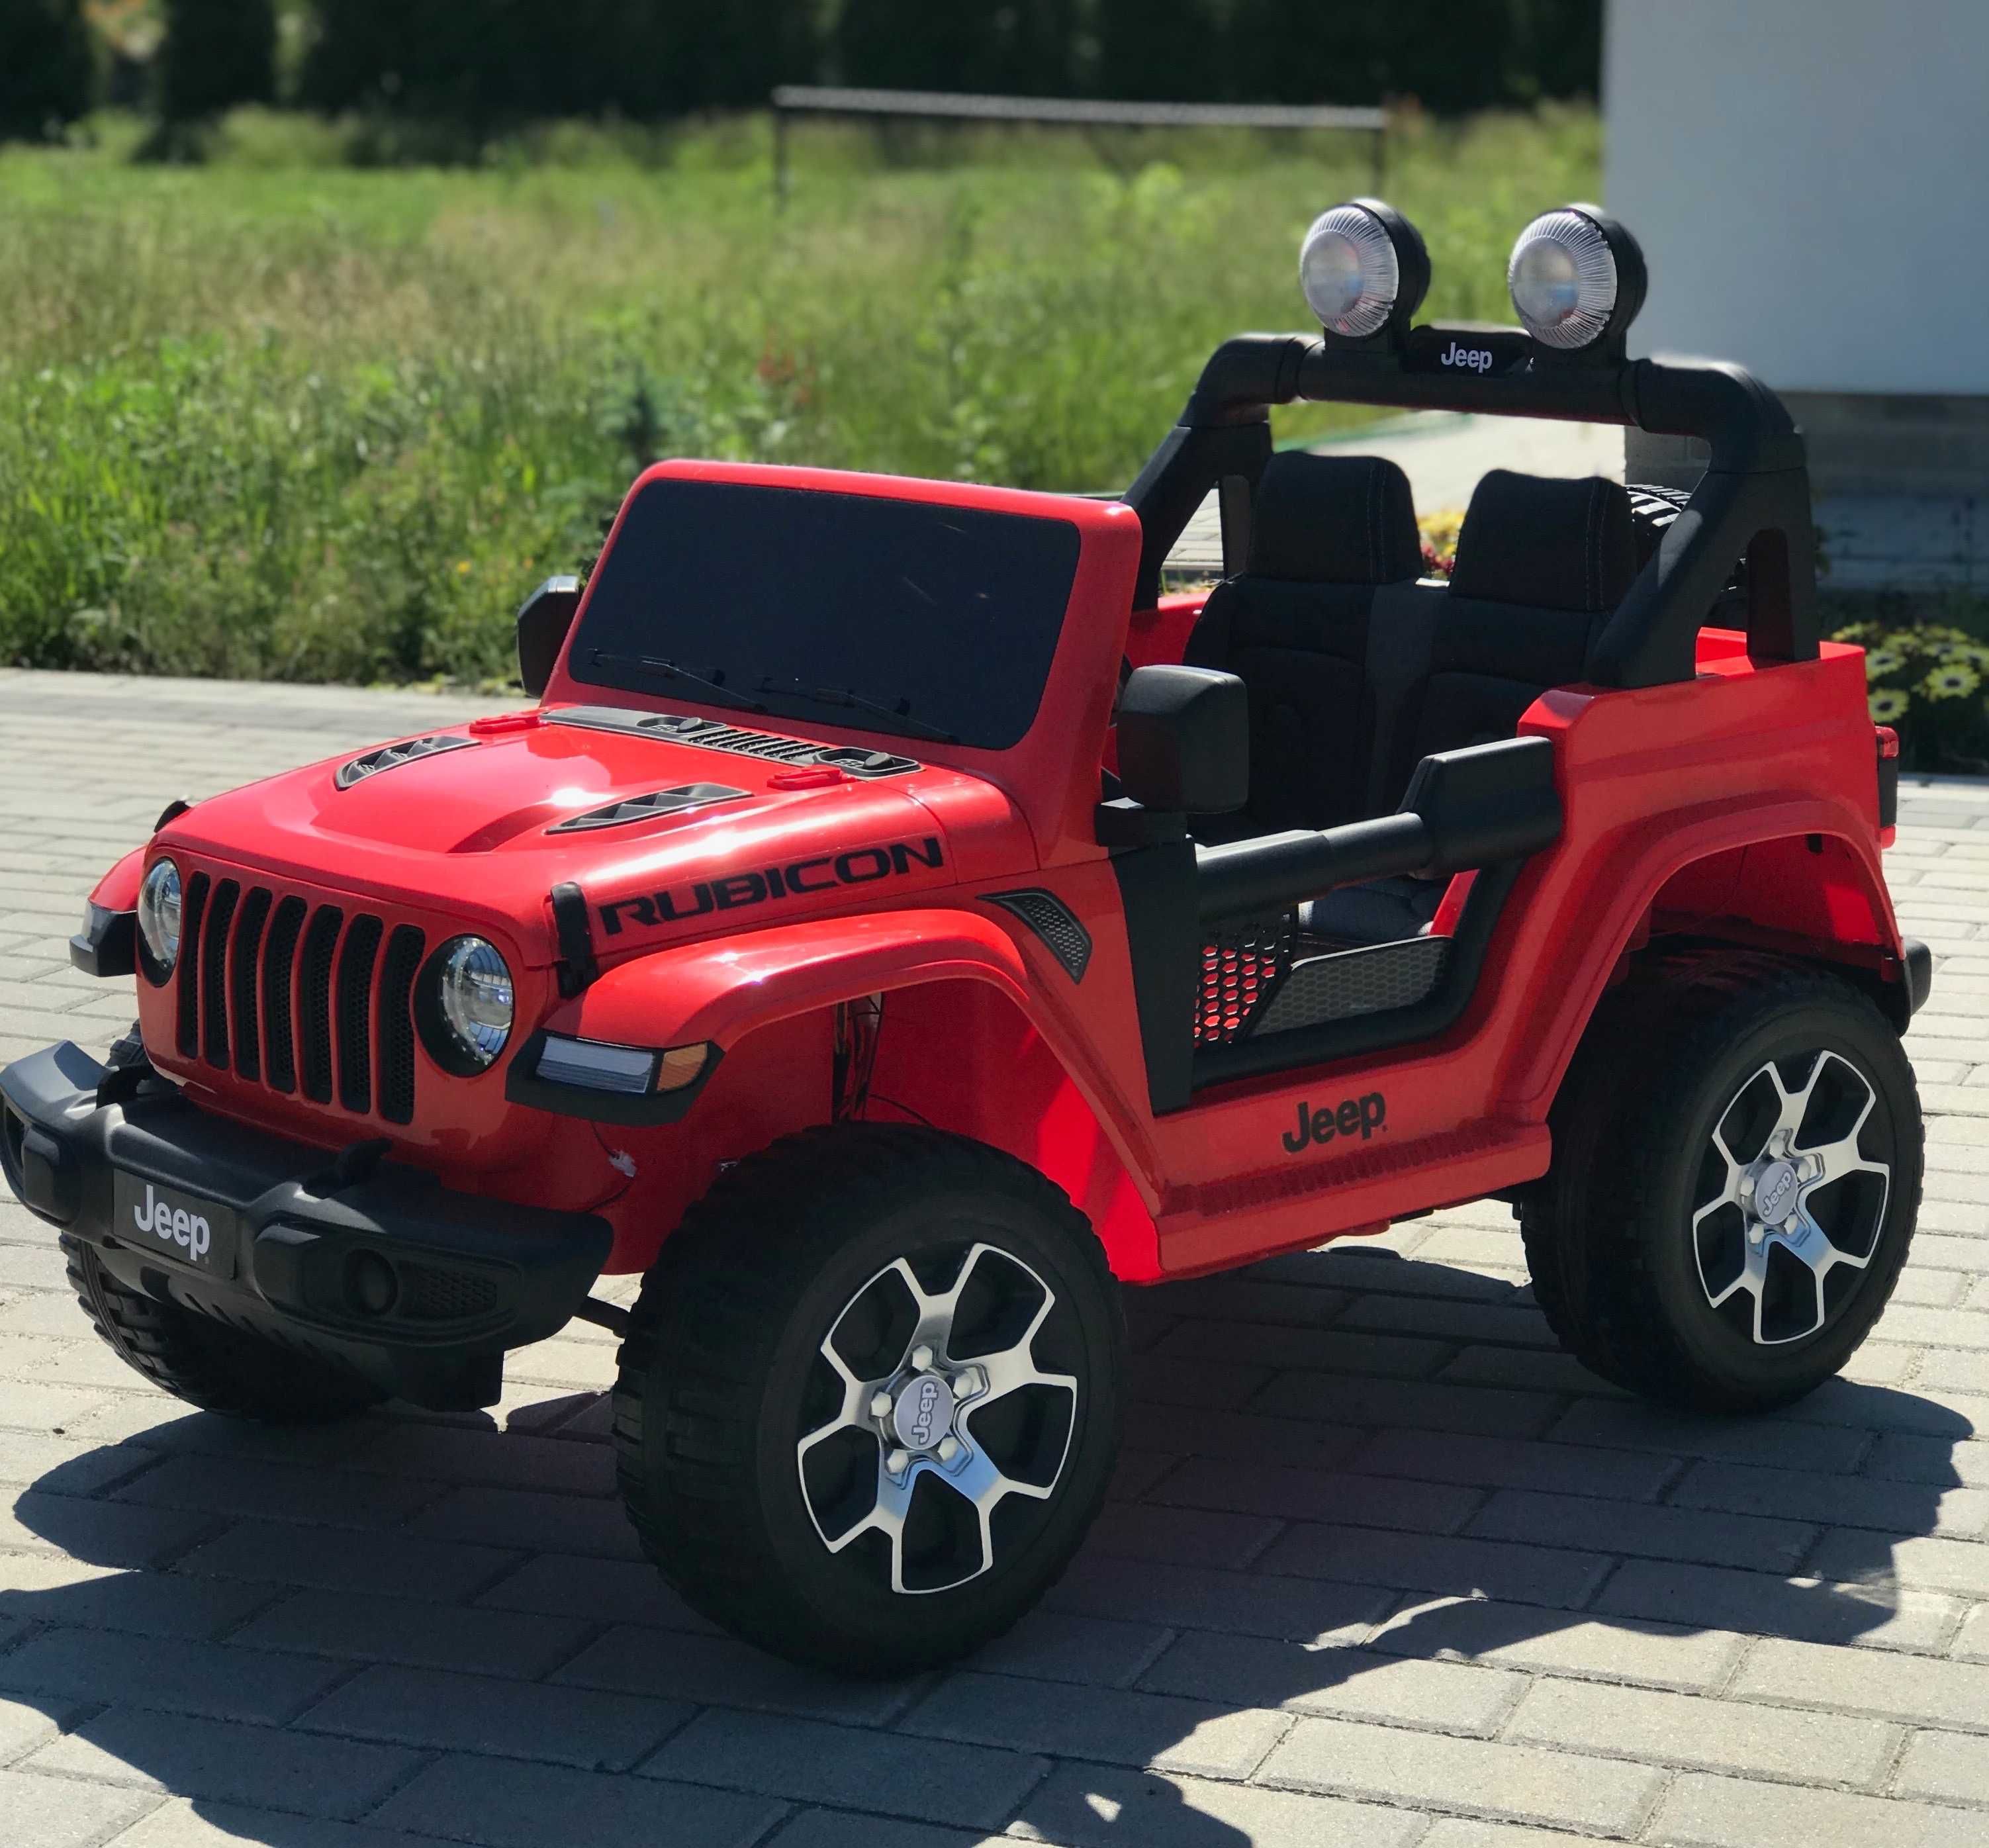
top-left (168, 876), bottom-right (424, 1125)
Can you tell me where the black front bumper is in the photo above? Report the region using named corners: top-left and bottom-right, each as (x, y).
top-left (1, 1042), bottom-right (612, 1410)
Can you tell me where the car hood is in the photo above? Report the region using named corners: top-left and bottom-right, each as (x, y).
top-left (158, 706), bottom-right (1000, 964)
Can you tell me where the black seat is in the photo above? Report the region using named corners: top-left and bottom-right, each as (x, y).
top-left (1305, 470), bottom-right (1637, 946)
top-left (1183, 452), bottom-right (1422, 841)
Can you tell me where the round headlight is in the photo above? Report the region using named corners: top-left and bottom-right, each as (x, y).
top-left (137, 858), bottom-right (181, 979)
top-left (433, 936), bottom-right (514, 1070)
top-left (1299, 203), bottom-right (1403, 339)
top-left (1508, 207), bottom-right (1642, 351)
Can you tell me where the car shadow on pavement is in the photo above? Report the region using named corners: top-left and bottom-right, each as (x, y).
top-left (0, 1240), bottom-right (1972, 1848)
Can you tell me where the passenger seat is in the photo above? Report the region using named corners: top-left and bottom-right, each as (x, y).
top-left (1305, 469), bottom-right (1637, 946)
top-left (1183, 452), bottom-right (1422, 843)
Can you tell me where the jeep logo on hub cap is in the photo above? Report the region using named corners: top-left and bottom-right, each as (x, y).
top-left (1755, 1159), bottom-right (1798, 1224)
top-left (892, 1372), bottom-right (955, 1452)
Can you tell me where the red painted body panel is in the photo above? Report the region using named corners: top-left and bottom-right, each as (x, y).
top-left (115, 460), bottom-right (1902, 1292)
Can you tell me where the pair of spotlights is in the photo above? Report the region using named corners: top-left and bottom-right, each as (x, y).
top-left (1298, 200), bottom-right (1645, 354)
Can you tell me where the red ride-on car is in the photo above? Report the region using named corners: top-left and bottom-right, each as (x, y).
top-left (4, 201), bottom-right (1927, 1673)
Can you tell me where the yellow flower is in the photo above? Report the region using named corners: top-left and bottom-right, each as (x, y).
top-left (455, 560), bottom-right (472, 575)
top-left (1864, 647), bottom-right (1904, 677)
top-left (1831, 622), bottom-right (1878, 644)
top-left (1868, 687), bottom-right (1911, 723)
top-left (1923, 663), bottom-right (1982, 701)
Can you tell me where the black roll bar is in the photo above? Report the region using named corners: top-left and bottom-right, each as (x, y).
top-left (1125, 329), bottom-right (1819, 688)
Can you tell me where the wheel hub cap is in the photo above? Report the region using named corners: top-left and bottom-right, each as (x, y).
top-left (890, 1371), bottom-right (957, 1452)
top-left (1692, 1050), bottom-right (1892, 1346)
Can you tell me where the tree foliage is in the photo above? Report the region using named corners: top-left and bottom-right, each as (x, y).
top-left (0, 0), bottom-right (93, 142)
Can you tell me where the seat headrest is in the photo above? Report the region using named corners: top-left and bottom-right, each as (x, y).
top-left (1244, 453), bottom-right (1422, 586)
top-left (1449, 471), bottom-right (1636, 614)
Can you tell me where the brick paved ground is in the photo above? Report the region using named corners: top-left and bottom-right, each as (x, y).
top-left (2, 664), bottom-right (1986, 1848)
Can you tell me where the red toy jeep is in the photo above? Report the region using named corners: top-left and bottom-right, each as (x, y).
top-left (3, 202), bottom-right (1927, 1673)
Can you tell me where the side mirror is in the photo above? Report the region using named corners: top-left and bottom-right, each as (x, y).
top-left (1117, 665), bottom-right (1249, 815)
top-left (516, 575), bottom-right (582, 697)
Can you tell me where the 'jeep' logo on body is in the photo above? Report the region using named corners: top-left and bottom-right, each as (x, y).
top-left (132, 1182), bottom-right (210, 1262)
top-left (597, 836), bottom-right (945, 937)
top-left (1283, 1092), bottom-right (1387, 1154)
top-left (1440, 340), bottom-right (1495, 373)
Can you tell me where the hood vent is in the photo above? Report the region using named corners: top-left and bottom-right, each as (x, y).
top-left (334, 733), bottom-right (477, 790)
top-left (548, 782), bottom-right (749, 834)
top-left (548, 706), bottom-right (919, 778)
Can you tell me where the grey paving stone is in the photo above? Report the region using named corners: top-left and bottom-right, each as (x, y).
top-left (174, 1518), bottom-right (522, 1602)
top-left (1647, 1771), bottom-right (1984, 1848)
top-left (295, 1662), bottom-right (692, 1771)
top-left (111, 1454), bottom-right (441, 1530)
top-left (1546, 1399), bottom-right (1871, 1470)
top-left (1136, 1631), bottom-right (1521, 1733)
top-left (0, 1694), bottom-right (91, 1769)
top-left (1250, 1373), bottom-right (1561, 1440)
top-left (404, 1483), bottom-right (645, 1559)
top-left (1257, 1521), bottom-right (1612, 1610)
top-left (765, 1813), bottom-right (997, 1848)
top-left (0, 1626), bottom-right (346, 1726)
top-left (1119, 1403), bottom-right (1367, 1472)
top-left (1346, 1428), bottom-right (1679, 1500)
top-left (964, 1610), bottom-right (1173, 1690)
top-left (1807, 1527), bottom-right (1989, 1598)
top-left (1146, 1457), bottom-right (1483, 1534)
top-left (1674, 1458), bottom-right (1989, 1536)
top-left (1503, 1675), bottom-right (1896, 1784)
top-left (474, 1549), bottom-right (720, 1633)
top-left (1, 1493), bottom-right (216, 1570)
top-left (1150, 1316), bottom-right (1452, 1380)
top-left (554, 1624), bottom-right (917, 1724)
top-left (0, 1555), bottom-right (273, 1641)
top-left (93, 1798), bottom-right (430, 1847)
top-left (1336, 1293), bottom-right (1555, 1348)
top-left (1465, 1487), bottom-right (1816, 1573)
top-left (1085, 1501), bottom-right (1283, 1570)
top-left (1044, 1555), bottom-right (1393, 1643)
top-left (1258, 1715), bottom-right (1665, 1834)
top-left (1364, 1597), bottom-right (1746, 1692)
top-left (1010, 1762), bottom-right (1423, 1848)
top-left (371, 1753), bottom-right (785, 1848)
top-left (0, 1769), bottom-right (161, 1847)
top-left (230, 1587), bottom-right (593, 1680)
top-left (641, 1708), bottom-right (1048, 1830)
top-left (1595, 1559), bottom-right (1960, 1653)
top-left (1734, 1636), bottom-right (1989, 1728)
top-left (0, 1429), bottom-right (158, 1497)
top-left (903, 1669), bottom-right (1287, 1779)
top-left (1891, 1726), bottom-right (1989, 1803)
top-left (23, 1706), bottom-right (422, 1820)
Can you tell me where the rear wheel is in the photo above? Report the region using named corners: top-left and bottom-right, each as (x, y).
top-left (613, 1125), bottom-right (1124, 1675)
top-left (64, 1237), bottom-right (385, 1422)
top-left (1520, 951), bottom-right (1921, 1411)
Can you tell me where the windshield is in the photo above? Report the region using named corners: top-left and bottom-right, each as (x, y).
top-left (568, 477), bottom-right (1083, 751)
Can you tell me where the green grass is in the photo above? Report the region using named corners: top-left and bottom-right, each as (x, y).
top-left (0, 106), bottom-right (1599, 684)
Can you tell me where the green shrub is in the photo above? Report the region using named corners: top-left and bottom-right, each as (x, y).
top-left (0, 0), bottom-right (93, 143)
top-left (1834, 620), bottom-right (1989, 774)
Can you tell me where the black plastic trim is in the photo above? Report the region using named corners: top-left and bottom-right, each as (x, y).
top-left (1110, 838), bottom-right (1201, 1114)
top-left (547, 784), bottom-right (749, 833)
top-left (334, 734), bottom-right (476, 790)
top-left (503, 1029), bottom-right (721, 1125)
top-left (546, 706), bottom-right (919, 777)
top-left (0, 1040), bottom-right (610, 1410)
top-left (1903, 939), bottom-right (1933, 1019)
top-left (549, 883), bottom-right (600, 998)
top-left (984, 890), bottom-right (1093, 983)
top-left (69, 907), bottom-right (136, 979)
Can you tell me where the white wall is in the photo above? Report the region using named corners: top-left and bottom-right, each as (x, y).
top-left (1604, 0), bottom-right (1989, 394)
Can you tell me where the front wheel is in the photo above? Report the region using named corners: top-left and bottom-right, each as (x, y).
top-left (613, 1125), bottom-right (1124, 1675)
top-left (1521, 951), bottom-right (1922, 1412)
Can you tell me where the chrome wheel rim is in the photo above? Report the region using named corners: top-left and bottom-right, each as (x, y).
top-left (1692, 1049), bottom-right (1892, 1346)
top-left (795, 1242), bottom-right (1079, 1595)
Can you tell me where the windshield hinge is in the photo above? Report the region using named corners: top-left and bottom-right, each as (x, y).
top-left (550, 882), bottom-right (600, 996)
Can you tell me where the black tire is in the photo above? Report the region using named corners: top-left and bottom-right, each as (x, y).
top-left (613, 1124), bottom-right (1124, 1676)
top-left (1521, 950), bottom-right (1922, 1412)
top-left (64, 1236), bottom-right (386, 1422)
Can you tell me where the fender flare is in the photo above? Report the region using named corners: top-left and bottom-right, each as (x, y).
top-left (1509, 791), bottom-right (1902, 1119)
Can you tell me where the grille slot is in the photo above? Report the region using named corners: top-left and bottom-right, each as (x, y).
top-left (176, 872), bottom-right (210, 1057)
top-left (200, 880), bottom-right (239, 1067)
top-left (398, 1262), bottom-right (502, 1322)
top-left (377, 926), bottom-right (424, 1125)
top-left (297, 907), bottom-right (344, 1104)
top-left (547, 706), bottom-right (920, 777)
top-left (336, 915), bottom-right (383, 1114)
top-left (261, 897), bottom-right (306, 1093)
top-left (334, 733), bottom-right (476, 789)
top-left (230, 888), bottom-right (271, 1080)
top-left (170, 878), bottom-right (424, 1124)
